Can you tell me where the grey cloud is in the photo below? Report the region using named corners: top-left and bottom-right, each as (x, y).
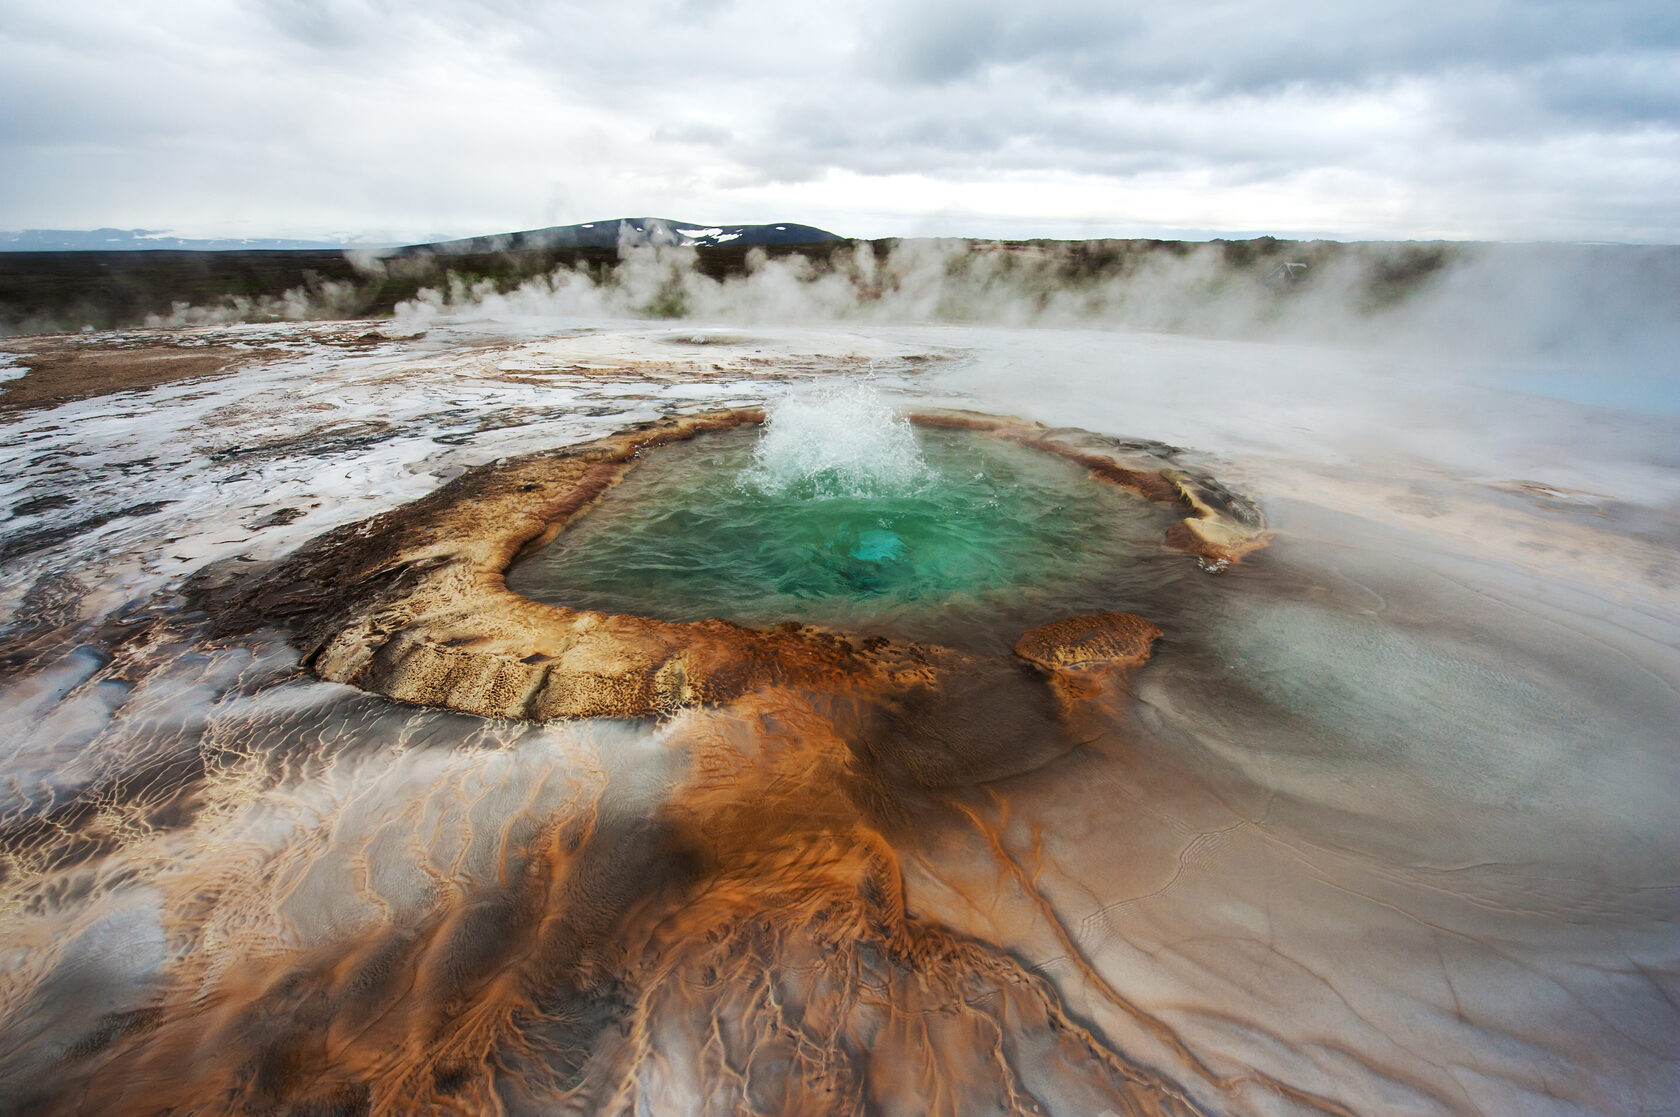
top-left (0, 0), bottom-right (1675, 242)
top-left (254, 0), bottom-right (380, 51)
top-left (741, 92), bottom-right (1231, 185)
top-left (866, 0), bottom-right (1680, 96)
top-left (673, 0), bottom-right (734, 18)
top-left (652, 121), bottom-right (736, 144)
top-left (724, 1), bottom-right (1680, 190)
top-left (867, 1), bottom-right (1135, 86)
top-left (1531, 53), bottom-right (1680, 127)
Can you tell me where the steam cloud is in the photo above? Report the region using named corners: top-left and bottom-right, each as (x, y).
top-left (131, 237), bottom-right (1670, 368)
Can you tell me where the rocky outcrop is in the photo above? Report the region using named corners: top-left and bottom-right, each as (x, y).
top-left (1013, 612), bottom-right (1164, 672)
top-left (1014, 611), bottom-right (1164, 713)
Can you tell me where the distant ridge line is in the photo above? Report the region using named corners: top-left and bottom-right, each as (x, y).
top-left (0, 229), bottom-right (385, 252)
top-left (0, 219), bottom-right (846, 254)
top-left (396, 218), bottom-right (844, 255)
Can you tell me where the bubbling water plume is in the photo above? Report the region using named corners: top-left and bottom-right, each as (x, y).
top-left (743, 381), bottom-right (930, 499)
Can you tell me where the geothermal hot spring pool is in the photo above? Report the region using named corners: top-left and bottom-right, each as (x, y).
top-left (506, 406), bottom-right (1182, 647)
top-left (0, 321), bottom-right (1674, 1117)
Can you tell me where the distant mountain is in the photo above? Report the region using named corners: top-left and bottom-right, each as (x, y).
top-left (0, 228), bottom-right (392, 252)
top-left (0, 220), bottom-right (843, 255)
top-left (399, 218), bottom-right (843, 255)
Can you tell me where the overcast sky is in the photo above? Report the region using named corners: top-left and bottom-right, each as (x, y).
top-left (3, 0), bottom-right (1677, 242)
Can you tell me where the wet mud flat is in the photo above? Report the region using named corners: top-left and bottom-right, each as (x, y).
top-left (0, 336), bottom-right (279, 415)
top-left (0, 319), bottom-right (1675, 1116)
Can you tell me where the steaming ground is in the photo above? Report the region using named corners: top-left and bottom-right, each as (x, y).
top-left (0, 314), bottom-right (1677, 1116)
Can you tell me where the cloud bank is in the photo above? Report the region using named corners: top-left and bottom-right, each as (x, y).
top-left (1, 0), bottom-right (1676, 241)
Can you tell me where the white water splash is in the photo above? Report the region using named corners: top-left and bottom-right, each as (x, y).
top-left (744, 381), bottom-right (929, 498)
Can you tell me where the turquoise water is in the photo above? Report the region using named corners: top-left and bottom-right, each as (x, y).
top-left (506, 427), bottom-right (1177, 643)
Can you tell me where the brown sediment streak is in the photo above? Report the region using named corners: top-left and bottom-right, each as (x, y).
top-left (200, 409), bottom-right (1267, 726)
top-left (15, 677), bottom-right (1244, 1116)
top-left (579, 693), bottom-right (1221, 1116)
top-left (30, 746), bottom-right (629, 1116)
top-left (0, 337), bottom-right (284, 414)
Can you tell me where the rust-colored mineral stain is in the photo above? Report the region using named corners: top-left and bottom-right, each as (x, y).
top-left (18, 678), bottom-right (1214, 1117)
top-left (1014, 611), bottom-right (1166, 719)
top-left (1014, 611), bottom-right (1164, 672)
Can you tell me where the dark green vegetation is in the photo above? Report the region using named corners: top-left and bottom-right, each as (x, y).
top-left (0, 218), bottom-right (841, 332)
top-left (0, 235), bottom-right (1460, 334)
top-left (0, 249), bottom-right (379, 334)
top-left (0, 242), bottom-right (837, 333)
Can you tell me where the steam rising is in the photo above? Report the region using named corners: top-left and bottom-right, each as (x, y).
top-left (120, 239), bottom-right (1680, 373)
